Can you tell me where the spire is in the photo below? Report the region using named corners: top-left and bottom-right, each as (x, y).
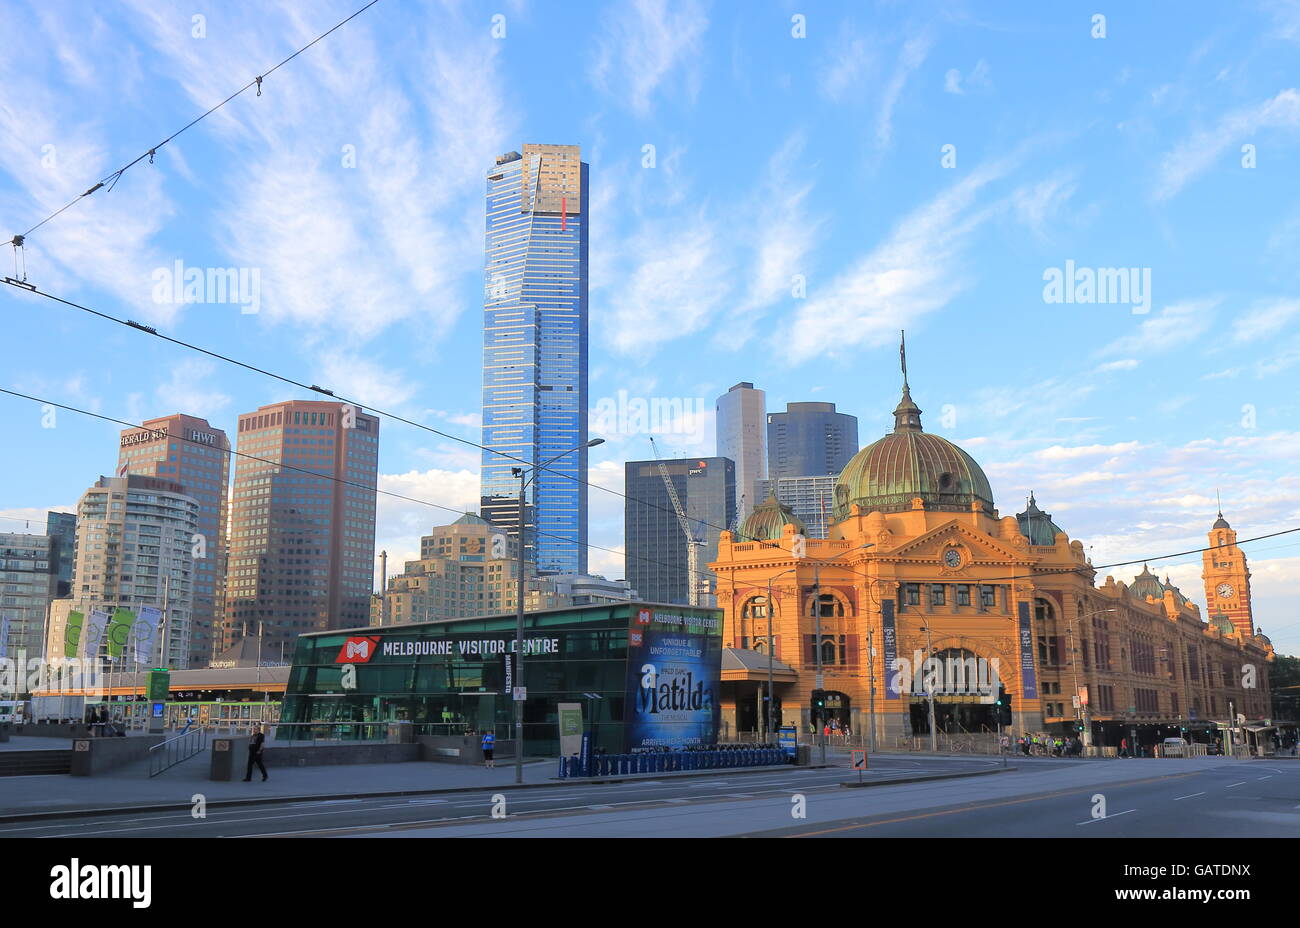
top-left (892, 330), bottom-right (923, 432)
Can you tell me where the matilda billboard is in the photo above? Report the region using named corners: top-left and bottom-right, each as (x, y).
top-left (623, 606), bottom-right (723, 751)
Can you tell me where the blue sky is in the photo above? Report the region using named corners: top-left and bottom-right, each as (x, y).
top-left (2, 0), bottom-right (1299, 653)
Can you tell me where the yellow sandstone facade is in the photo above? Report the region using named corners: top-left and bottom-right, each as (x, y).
top-left (710, 380), bottom-right (1274, 750)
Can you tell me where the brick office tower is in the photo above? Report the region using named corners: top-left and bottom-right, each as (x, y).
top-left (222, 401), bottom-right (379, 662)
top-left (118, 415), bottom-right (230, 667)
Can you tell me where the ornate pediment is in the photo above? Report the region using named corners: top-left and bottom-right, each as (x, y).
top-left (882, 519), bottom-right (1034, 573)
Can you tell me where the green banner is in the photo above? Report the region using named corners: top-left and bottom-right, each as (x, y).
top-left (106, 608), bottom-right (136, 659)
top-left (147, 669), bottom-right (170, 702)
top-left (63, 610), bottom-right (85, 659)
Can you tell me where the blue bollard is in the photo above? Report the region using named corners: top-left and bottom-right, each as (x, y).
top-left (654, 753), bottom-right (664, 772)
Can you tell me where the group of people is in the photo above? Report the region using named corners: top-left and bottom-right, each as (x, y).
top-left (1016, 733), bottom-right (1083, 756)
top-left (814, 719), bottom-right (852, 742)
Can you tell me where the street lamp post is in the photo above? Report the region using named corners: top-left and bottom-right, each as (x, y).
top-left (511, 437), bottom-right (604, 785)
top-left (920, 623), bottom-right (937, 753)
top-left (1066, 608), bottom-right (1116, 751)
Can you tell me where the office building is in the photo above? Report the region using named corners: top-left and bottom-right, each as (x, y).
top-left (755, 474), bottom-right (839, 539)
top-left (45, 475), bottom-right (198, 668)
top-left (222, 400), bottom-right (379, 658)
top-left (480, 143), bottom-right (590, 576)
top-left (46, 511), bottom-right (77, 597)
top-left (118, 415), bottom-right (230, 667)
top-left (624, 456), bottom-right (735, 605)
top-left (766, 401), bottom-right (858, 480)
top-left (715, 382), bottom-right (765, 520)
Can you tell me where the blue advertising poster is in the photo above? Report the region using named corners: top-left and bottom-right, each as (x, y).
top-left (778, 726), bottom-right (797, 758)
top-left (623, 606), bottom-right (723, 751)
top-left (882, 599), bottom-right (900, 699)
top-left (1017, 601), bottom-right (1038, 700)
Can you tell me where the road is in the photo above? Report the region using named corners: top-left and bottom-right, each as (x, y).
top-left (6, 755), bottom-right (1296, 838)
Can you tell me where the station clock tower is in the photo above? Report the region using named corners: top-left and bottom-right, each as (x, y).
top-left (1201, 510), bottom-right (1254, 637)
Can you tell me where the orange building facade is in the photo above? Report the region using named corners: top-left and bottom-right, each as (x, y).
top-left (710, 381), bottom-right (1274, 751)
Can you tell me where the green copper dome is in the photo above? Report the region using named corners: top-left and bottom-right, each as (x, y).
top-left (1129, 565), bottom-right (1164, 601)
top-left (1210, 614), bottom-right (1235, 635)
top-left (833, 386), bottom-right (995, 520)
top-left (1017, 492), bottom-right (1064, 545)
top-left (738, 493), bottom-right (805, 542)
top-left (1163, 576), bottom-right (1189, 608)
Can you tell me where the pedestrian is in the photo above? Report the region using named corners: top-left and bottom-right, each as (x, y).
top-left (482, 729), bottom-right (496, 768)
top-left (243, 723), bottom-right (268, 782)
top-left (1119, 736), bottom-right (1128, 758)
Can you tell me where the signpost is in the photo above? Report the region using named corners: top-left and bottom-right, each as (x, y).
top-left (779, 725), bottom-right (797, 759)
top-left (146, 668), bottom-right (169, 733)
top-left (851, 749), bottom-right (867, 784)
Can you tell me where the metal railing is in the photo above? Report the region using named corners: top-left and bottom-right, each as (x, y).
top-left (266, 721), bottom-right (517, 744)
top-left (148, 725), bottom-right (208, 777)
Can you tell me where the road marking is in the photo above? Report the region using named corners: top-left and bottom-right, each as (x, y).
top-left (1076, 810), bottom-right (1136, 825)
top-left (1226, 782), bottom-right (1247, 788)
top-left (1173, 792), bottom-right (1206, 801)
top-left (662, 798), bottom-right (689, 804)
top-left (1256, 776), bottom-right (1272, 780)
top-left (406, 799), bottom-right (448, 804)
top-left (586, 804), bottom-right (612, 810)
top-left (780, 771), bottom-right (1196, 838)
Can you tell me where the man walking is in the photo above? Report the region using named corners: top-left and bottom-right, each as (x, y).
top-left (482, 729), bottom-right (496, 768)
top-left (244, 723), bottom-right (268, 781)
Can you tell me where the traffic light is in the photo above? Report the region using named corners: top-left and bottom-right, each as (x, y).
top-left (811, 689), bottom-right (826, 709)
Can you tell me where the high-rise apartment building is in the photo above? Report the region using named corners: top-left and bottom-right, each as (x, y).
top-left (118, 415), bottom-right (230, 667)
top-left (624, 457), bottom-right (735, 605)
top-left (480, 144), bottom-right (590, 576)
top-left (716, 382), bottom-right (765, 521)
top-left (766, 401), bottom-right (858, 480)
top-left (0, 531), bottom-right (60, 657)
top-left (45, 475), bottom-right (198, 667)
top-left (223, 401), bottom-right (378, 657)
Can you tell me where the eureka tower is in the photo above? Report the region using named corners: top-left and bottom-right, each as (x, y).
top-left (480, 144), bottom-right (590, 576)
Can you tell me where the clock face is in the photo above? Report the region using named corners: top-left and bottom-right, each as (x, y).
top-left (943, 549), bottom-right (963, 568)
top-left (1216, 583), bottom-right (1235, 599)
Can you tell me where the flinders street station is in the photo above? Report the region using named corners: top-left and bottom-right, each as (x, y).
top-left (711, 375), bottom-right (1276, 753)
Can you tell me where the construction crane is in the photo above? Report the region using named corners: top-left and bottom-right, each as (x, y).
top-left (648, 436), bottom-right (707, 606)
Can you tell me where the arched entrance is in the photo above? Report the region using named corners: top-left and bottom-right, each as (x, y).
top-left (813, 690), bottom-right (851, 733)
top-left (908, 647), bottom-right (1004, 735)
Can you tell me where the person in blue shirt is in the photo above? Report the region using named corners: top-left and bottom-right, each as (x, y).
top-left (482, 730), bottom-right (496, 768)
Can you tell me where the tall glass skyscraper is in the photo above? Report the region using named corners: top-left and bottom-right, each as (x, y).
top-left (480, 143), bottom-right (590, 576)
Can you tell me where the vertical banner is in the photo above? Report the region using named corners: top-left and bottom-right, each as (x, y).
top-left (882, 599), bottom-right (900, 699)
top-left (63, 610), bottom-right (85, 659)
top-left (133, 606), bottom-right (162, 666)
top-left (1017, 600), bottom-right (1038, 700)
top-left (84, 610), bottom-right (110, 660)
top-left (106, 608), bottom-right (136, 660)
top-left (0, 615), bottom-right (9, 659)
top-left (623, 607), bottom-right (723, 751)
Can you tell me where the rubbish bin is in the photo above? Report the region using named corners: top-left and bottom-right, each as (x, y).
top-left (0, 722), bottom-right (10, 743)
top-left (386, 721), bottom-right (414, 744)
top-left (795, 744), bottom-right (813, 766)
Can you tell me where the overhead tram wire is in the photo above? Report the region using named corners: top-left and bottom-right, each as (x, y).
top-left (0, 277), bottom-right (780, 552)
top-left (9, 381), bottom-right (1299, 625)
top-left (0, 386), bottom-right (798, 601)
top-left (3, 283), bottom-right (1296, 595)
top-left (7, 0), bottom-right (383, 249)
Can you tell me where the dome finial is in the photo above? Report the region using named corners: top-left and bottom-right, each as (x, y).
top-left (892, 330), bottom-right (923, 432)
top-left (900, 329), bottom-right (909, 391)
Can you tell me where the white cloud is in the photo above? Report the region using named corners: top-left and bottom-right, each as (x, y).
top-left (780, 158), bottom-right (1013, 363)
top-left (1012, 172), bottom-right (1079, 238)
top-left (944, 59), bottom-right (991, 95)
top-left (1033, 441), bottom-right (1142, 462)
top-left (1154, 88), bottom-right (1300, 201)
top-left (1231, 298), bottom-right (1300, 343)
top-left (589, 0), bottom-right (708, 115)
top-left (1099, 298), bottom-right (1220, 356)
top-left (876, 35), bottom-right (931, 148)
top-left (821, 32), bottom-right (875, 102)
top-left (314, 354), bottom-right (417, 411)
top-left (1095, 359), bottom-right (1139, 372)
top-left (152, 359), bottom-right (231, 419)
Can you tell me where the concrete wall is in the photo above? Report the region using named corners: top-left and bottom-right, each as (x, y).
top-left (209, 737), bottom-right (422, 780)
top-left (418, 734), bottom-right (516, 765)
top-left (69, 734), bottom-right (165, 776)
top-left (16, 723), bottom-right (95, 739)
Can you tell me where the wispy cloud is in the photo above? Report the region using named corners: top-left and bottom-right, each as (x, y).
top-left (876, 35), bottom-right (932, 148)
top-left (1099, 298), bottom-right (1220, 356)
top-left (1231, 297), bottom-right (1300, 342)
top-left (780, 157), bottom-right (1013, 363)
top-left (1154, 88), bottom-right (1300, 200)
top-left (589, 0), bottom-right (709, 115)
